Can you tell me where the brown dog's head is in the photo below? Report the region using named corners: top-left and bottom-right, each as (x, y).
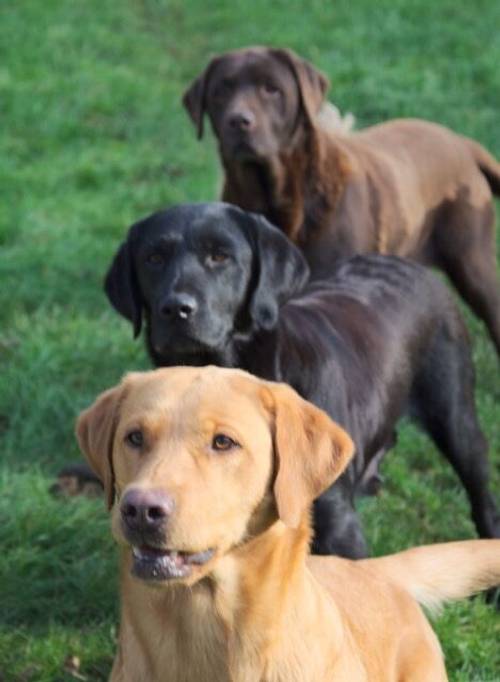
top-left (182, 47), bottom-right (329, 161)
top-left (76, 367), bottom-right (353, 586)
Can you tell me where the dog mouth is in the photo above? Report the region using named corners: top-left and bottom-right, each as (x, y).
top-left (152, 333), bottom-right (207, 357)
top-left (131, 544), bottom-right (215, 581)
top-left (151, 326), bottom-right (230, 363)
top-left (224, 139), bottom-right (262, 162)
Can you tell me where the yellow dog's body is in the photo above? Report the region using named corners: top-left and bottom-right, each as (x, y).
top-left (77, 367), bottom-right (500, 681)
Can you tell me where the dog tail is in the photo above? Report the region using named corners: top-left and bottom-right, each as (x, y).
top-left (366, 540), bottom-right (500, 612)
top-left (464, 138), bottom-right (500, 195)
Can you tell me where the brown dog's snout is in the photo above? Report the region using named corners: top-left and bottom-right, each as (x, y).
top-left (228, 110), bottom-right (256, 132)
top-left (121, 488), bottom-right (175, 533)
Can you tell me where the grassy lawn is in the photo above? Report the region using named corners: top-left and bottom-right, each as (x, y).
top-left (0, 0), bottom-right (499, 679)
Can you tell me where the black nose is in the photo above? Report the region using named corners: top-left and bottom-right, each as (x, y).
top-left (228, 110), bottom-right (255, 131)
top-left (121, 488), bottom-right (175, 532)
top-left (160, 293), bottom-right (197, 320)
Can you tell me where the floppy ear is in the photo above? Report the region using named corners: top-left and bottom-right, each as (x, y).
top-left (236, 208), bottom-right (310, 330)
top-left (271, 48), bottom-right (329, 128)
top-left (263, 383), bottom-right (354, 529)
top-left (182, 56), bottom-right (221, 140)
top-left (104, 232), bottom-right (143, 338)
top-left (76, 385), bottom-right (123, 510)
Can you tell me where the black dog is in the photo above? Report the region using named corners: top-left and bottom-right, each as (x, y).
top-left (105, 202), bottom-right (499, 558)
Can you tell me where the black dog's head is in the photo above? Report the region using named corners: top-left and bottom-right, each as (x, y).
top-left (182, 47), bottom-right (329, 162)
top-left (105, 203), bottom-right (310, 364)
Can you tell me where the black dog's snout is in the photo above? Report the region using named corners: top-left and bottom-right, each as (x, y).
top-left (121, 488), bottom-right (175, 532)
top-left (160, 293), bottom-right (197, 320)
top-left (228, 110), bottom-right (255, 131)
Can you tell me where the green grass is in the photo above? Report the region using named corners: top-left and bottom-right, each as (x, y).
top-left (1, 0), bottom-right (499, 679)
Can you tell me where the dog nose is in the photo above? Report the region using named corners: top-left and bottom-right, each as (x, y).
top-left (160, 293), bottom-right (197, 320)
top-left (121, 489), bottom-right (175, 531)
top-left (228, 110), bottom-right (255, 131)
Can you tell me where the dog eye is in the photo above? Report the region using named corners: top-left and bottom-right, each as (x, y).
top-left (125, 430), bottom-right (144, 448)
top-left (215, 80), bottom-right (233, 97)
top-left (262, 83), bottom-right (280, 96)
top-left (147, 253), bottom-right (165, 266)
top-left (206, 252), bottom-right (229, 266)
top-left (212, 434), bottom-right (240, 452)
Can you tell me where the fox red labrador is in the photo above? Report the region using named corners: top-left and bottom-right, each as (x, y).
top-left (77, 366), bottom-right (500, 682)
top-left (183, 46), bottom-right (500, 354)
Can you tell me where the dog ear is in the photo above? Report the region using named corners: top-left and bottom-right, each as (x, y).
top-left (236, 209), bottom-right (310, 330)
top-left (263, 383), bottom-right (354, 529)
top-left (271, 48), bottom-right (329, 128)
top-left (104, 232), bottom-right (143, 338)
top-left (76, 384), bottom-right (124, 510)
top-left (182, 57), bottom-right (221, 140)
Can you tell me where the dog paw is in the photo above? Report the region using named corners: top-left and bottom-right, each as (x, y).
top-left (50, 462), bottom-right (103, 499)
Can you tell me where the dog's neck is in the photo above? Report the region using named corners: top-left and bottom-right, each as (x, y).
top-left (147, 314), bottom-right (338, 400)
top-left (221, 126), bottom-right (349, 245)
top-left (222, 151), bottom-right (308, 243)
top-left (147, 320), bottom-right (281, 378)
top-left (116, 517), bottom-right (345, 681)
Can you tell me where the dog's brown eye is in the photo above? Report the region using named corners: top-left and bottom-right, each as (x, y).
top-left (147, 253), bottom-right (164, 265)
top-left (262, 83), bottom-right (280, 96)
top-left (215, 80), bottom-right (233, 97)
top-left (212, 434), bottom-right (239, 451)
top-left (125, 430), bottom-right (144, 448)
top-left (207, 252), bottom-right (229, 265)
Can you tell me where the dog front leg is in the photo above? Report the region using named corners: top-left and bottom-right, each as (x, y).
top-left (312, 476), bottom-right (368, 558)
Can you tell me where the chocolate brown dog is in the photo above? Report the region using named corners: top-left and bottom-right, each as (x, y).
top-left (77, 366), bottom-right (500, 682)
top-left (183, 46), bottom-right (500, 354)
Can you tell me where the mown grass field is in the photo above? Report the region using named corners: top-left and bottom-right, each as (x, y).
top-left (0, 0), bottom-right (499, 679)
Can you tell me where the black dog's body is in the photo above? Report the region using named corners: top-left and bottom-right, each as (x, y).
top-left (105, 203), bottom-right (499, 557)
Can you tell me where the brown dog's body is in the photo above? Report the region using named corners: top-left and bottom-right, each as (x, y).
top-left (183, 47), bottom-right (500, 354)
top-left (77, 367), bottom-right (500, 681)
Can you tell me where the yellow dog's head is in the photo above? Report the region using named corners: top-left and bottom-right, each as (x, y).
top-left (76, 366), bottom-right (353, 586)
